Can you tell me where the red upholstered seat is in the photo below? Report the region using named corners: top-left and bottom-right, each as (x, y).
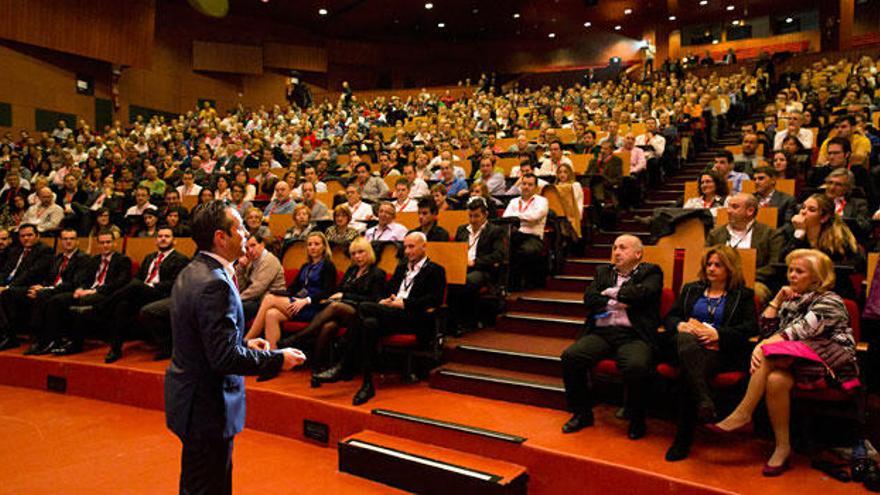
top-left (284, 268), bottom-right (299, 286)
top-left (660, 288), bottom-right (676, 318)
top-left (793, 387), bottom-right (853, 402)
top-left (594, 359), bottom-right (620, 376)
top-left (281, 321), bottom-right (309, 333)
top-left (381, 333), bottom-right (418, 347)
top-left (655, 363), bottom-right (744, 388)
top-left (844, 298), bottom-right (861, 342)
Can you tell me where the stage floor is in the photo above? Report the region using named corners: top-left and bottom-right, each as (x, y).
top-left (0, 342), bottom-right (867, 494)
top-left (0, 385), bottom-right (403, 494)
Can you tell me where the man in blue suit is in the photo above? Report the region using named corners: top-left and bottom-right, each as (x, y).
top-left (164, 201), bottom-right (305, 494)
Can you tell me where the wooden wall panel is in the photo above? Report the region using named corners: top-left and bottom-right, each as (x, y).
top-left (0, 0), bottom-right (154, 67)
top-left (192, 41), bottom-right (263, 75)
top-left (263, 42), bottom-right (327, 72)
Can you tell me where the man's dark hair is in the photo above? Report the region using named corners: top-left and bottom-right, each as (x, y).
top-left (96, 229), bottom-right (115, 240)
top-left (165, 189), bottom-right (180, 199)
top-left (191, 201), bottom-right (234, 252)
top-left (752, 165), bottom-right (778, 178)
top-left (18, 223), bottom-right (38, 235)
top-left (231, 183), bottom-right (244, 193)
top-left (715, 149), bottom-right (734, 163)
top-left (354, 163), bottom-right (371, 173)
top-left (467, 197), bottom-right (488, 214)
top-left (584, 129), bottom-right (597, 139)
top-left (521, 172), bottom-right (538, 183)
top-left (136, 185), bottom-right (151, 196)
top-left (157, 226), bottom-right (175, 237)
top-left (249, 231), bottom-right (266, 245)
top-left (182, 169), bottom-right (194, 177)
top-left (395, 177), bottom-right (410, 188)
top-left (837, 115), bottom-right (857, 127)
top-left (60, 227), bottom-right (78, 237)
top-left (417, 197), bottom-right (439, 214)
top-left (827, 136), bottom-right (852, 155)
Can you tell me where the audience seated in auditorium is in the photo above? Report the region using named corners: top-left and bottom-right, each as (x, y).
top-left (344, 184), bottom-right (375, 231)
top-left (22, 187), bottom-right (64, 233)
top-left (236, 232), bottom-right (286, 320)
top-left (365, 202), bottom-right (408, 242)
top-left (561, 235), bottom-right (663, 439)
top-left (712, 249), bottom-right (859, 477)
top-left (45, 230), bottom-right (132, 356)
top-left (262, 181), bottom-right (295, 219)
top-left (706, 193), bottom-right (782, 302)
top-left (352, 163), bottom-right (389, 201)
top-left (279, 237), bottom-right (386, 382)
top-left (0, 225), bottom-right (66, 351)
top-left (712, 150), bottom-right (749, 194)
top-left (773, 110), bottom-right (813, 150)
top-left (448, 198), bottom-right (506, 333)
top-left (325, 204), bottom-right (359, 247)
top-left (822, 167), bottom-right (871, 239)
top-left (663, 246), bottom-right (757, 461)
top-left (282, 204), bottom-right (315, 248)
top-left (100, 227), bottom-right (188, 363)
top-left (314, 232), bottom-right (445, 406)
top-left (752, 165), bottom-right (797, 227)
top-left (392, 179), bottom-right (418, 213)
top-left (411, 197), bottom-right (450, 242)
top-left (245, 232), bottom-right (336, 349)
top-left (503, 173), bottom-right (548, 290)
top-left (683, 171), bottom-right (728, 217)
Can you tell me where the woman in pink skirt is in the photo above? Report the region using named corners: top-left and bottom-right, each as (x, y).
top-left (712, 249), bottom-right (859, 476)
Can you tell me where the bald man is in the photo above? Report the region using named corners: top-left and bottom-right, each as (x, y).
top-left (22, 187), bottom-right (64, 233)
top-left (314, 232), bottom-right (446, 406)
top-left (561, 235), bottom-right (663, 439)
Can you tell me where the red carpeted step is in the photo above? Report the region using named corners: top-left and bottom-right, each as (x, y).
top-left (444, 329), bottom-right (572, 377)
top-left (508, 290), bottom-right (586, 317)
top-left (649, 190), bottom-right (685, 201)
top-left (545, 274), bottom-right (593, 292)
top-left (339, 430), bottom-right (528, 495)
top-left (559, 258), bottom-right (607, 277)
top-left (584, 244), bottom-right (612, 258)
top-left (495, 311), bottom-right (584, 339)
top-left (429, 363), bottom-right (567, 410)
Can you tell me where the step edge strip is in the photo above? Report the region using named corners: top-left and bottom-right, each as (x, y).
top-left (371, 408), bottom-right (527, 444)
top-left (342, 439), bottom-right (505, 483)
top-left (437, 369), bottom-right (565, 393)
top-left (503, 313), bottom-right (585, 325)
top-left (456, 344), bottom-right (562, 362)
top-left (518, 296), bottom-right (582, 305)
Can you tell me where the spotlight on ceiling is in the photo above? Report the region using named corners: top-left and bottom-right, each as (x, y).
top-left (624, 8), bottom-right (632, 15)
top-left (614, 25), bottom-right (622, 31)
top-left (548, 32), bottom-right (556, 38)
top-left (668, 15), bottom-right (676, 21)
top-left (726, 5), bottom-right (734, 11)
top-left (712, 39), bottom-right (719, 44)
top-left (318, 8), bottom-right (327, 15)
top-left (513, 13), bottom-right (520, 19)
top-left (699, 0), bottom-right (708, 5)
top-left (785, 17), bottom-right (794, 23)
top-left (437, 22), bottom-right (445, 27)
top-left (584, 21), bottom-right (592, 27)
top-left (424, 2), bottom-right (433, 9)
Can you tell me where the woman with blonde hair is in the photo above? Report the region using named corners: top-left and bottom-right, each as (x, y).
top-left (244, 232), bottom-right (336, 348)
top-left (712, 249), bottom-right (859, 476)
top-left (663, 245), bottom-right (757, 461)
top-left (278, 237), bottom-right (387, 385)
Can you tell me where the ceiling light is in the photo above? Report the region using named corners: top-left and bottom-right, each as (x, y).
top-left (699, 0), bottom-right (708, 5)
top-left (513, 13), bottom-right (520, 19)
top-left (584, 21), bottom-right (592, 27)
top-left (318, 8), bottom-right (328, 15)
top-left (731, 20), bottom-right (739, 25)
top-left (261, 0), bottom-right (269, 3)
top-left (726, 4), bottom-right (734, 10)
top-left (437, 22), bottom-right (445, 28)
top-left (624, 8), bottom-right (632, 15)
top-left (712, 39), bottom-right (719, 44)
top-left (668, 15), bottom-right (676, 21)
top-left (548, 32), bottom-right (556, 38)
top-left (472, 8), bottom-right (479, 13)
top-left (614, 25), bottom-right (622, 31)
top-left (785, 17), bottom-right (794, 23)
top-left (424, 2), bottom-right (433, 9)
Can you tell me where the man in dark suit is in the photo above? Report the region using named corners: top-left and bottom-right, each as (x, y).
top-left (0, 223), bottom-right (54, 350)
top-left (753, 166), bottom-right (797, 227)
top-left (449, 197), bottom-right (506, 333)
top-left (706, 193), bottom-right (783, 302)
top-left (824, 167), bottom-right (871, 239)
top-left (315, 231), bottom-right (446, 406)
top-left (101, 227), bottom-right (190, 363)
top-left (5, 228), bottom-right (90, 355)
top-left (164, 201), bottom-right (305, 495)
top-left (561, 234), bottom-right (663, 439)
top-left (409, 198), bottom-right (450, 242)
top-left (45, 230), bottom-right (132, 355)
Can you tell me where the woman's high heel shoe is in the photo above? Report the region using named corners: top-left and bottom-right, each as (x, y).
top-left (762, 455), bottom-right (791, 477)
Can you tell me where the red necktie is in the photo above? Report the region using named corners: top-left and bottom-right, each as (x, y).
top-left (145, 252), bottom-right (164, 286)
top-left (54, 256), bottom-right (70, 286)
top-left (96, 257), bottom-right (110, 286)
top-left (232, 272), bottom-right (239, 289)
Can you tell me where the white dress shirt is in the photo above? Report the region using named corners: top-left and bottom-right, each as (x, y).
top-left (365, 222), bottom-right (408, 242)
top-left (396, 256), bottom-right (427, 300)
top-left (503, 194), bottom-right (549, 239)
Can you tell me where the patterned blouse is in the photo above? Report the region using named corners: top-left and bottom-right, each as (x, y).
top-left (760, 290), bottom-right (855, 353)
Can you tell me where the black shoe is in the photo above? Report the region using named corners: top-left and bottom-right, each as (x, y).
top-left (628, 419), bottom-right (647, 440)
top-left (313, 364), bottom-right (345, 384)
top-left (562, 412), bottom-right (594, 433)
top-left (0, 335), bottom-right (19, 351)
top-left (665, 438), bottom-right (692, 461)
top-left (24, 340), bottom-right (56, 356)
top-left (853, 458), bottom-right (879, 483)
top-left (104, 347), bottom-right (122, 364)
top-left (352, 381), bottom-right (375, 406)
top-left (310, 373), bottom-right (322, 389)
top-left (51, 339), bottom-right (81, 356)
top-left (696, 399), bottom-right (717, 424)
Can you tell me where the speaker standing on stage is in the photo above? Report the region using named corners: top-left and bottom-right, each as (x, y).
top-left (164, 201), bottom-right (305, 495)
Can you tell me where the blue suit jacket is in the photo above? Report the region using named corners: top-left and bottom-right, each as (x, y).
top-left (164, 252), bottom-right (283, 441)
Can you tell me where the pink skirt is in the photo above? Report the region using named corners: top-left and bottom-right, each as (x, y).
top-left (762, 341), bottom-right (861, 392)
